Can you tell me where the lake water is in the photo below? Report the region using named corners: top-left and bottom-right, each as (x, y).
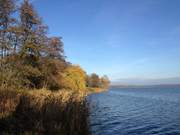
top-left (88, 86), bottom-right (180, 135)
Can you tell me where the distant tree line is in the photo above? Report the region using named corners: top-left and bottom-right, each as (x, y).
top-left (0, 0), bottom-right (110, 91)
top-left (86, 74), bottom-right (110, 89)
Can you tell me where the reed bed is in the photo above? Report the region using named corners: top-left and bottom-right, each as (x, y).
top-left (0, 89), bottom-right (90, 135)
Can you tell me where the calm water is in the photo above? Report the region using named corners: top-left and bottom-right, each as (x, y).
top-left (88, 86), bottom-right (180, 135)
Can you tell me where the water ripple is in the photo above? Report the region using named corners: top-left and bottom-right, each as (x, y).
top-left (89, 87), bottom-right (180, 135)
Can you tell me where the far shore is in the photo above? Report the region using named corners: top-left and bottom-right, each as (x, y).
top-left (110, 84), bottom-right (180, 88)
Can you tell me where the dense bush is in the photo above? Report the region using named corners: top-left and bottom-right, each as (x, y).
top-left (60, 65), bottom-right (87, 91)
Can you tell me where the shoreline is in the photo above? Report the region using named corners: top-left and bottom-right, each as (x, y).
top-left (0, 87), bottom-right (109, 134)
top-left (87, 87), bottom-right (109, 94)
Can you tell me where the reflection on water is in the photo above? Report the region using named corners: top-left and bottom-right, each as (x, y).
top-left (88, 87), bottom-right (180, 135)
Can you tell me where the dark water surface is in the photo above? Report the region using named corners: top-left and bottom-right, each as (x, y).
top-left (88, 87), bottom-right (180, 135)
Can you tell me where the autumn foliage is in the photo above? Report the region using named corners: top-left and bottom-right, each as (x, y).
top-left (0, 0), bottom-right (110, 91)
top-left (0, 0), bottom-right (111, 134)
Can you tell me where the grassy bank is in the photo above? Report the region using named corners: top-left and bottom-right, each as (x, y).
top-left (0, 89), bottom-right (90, 135)
top-left (87, 87), bottom-right (108, 94)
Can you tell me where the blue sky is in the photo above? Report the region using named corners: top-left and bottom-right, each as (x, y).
top-left (32, 0), bottom-right (180, 82)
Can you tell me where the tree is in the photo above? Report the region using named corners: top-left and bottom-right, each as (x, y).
top-left (15, 0), bottom-right (49, 89)
top-left (87, 73), bottom-right (100, 88)
top-left (0, 0), bottom-right (16, 58)
top-left (100, 75), bottom-right (110, 88)
top-left (19, 0), bottom-right (42, 59)
top-left (39, 58), bottom-right (67, 90)
top-left (86, 74), bottom-right (110, 88)
top-left (46, 37), bottom-right (64, 60)
top-left (0, 0), bottom-right (110, 92)
top-left (60, 65), bottom-right (86, 91)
